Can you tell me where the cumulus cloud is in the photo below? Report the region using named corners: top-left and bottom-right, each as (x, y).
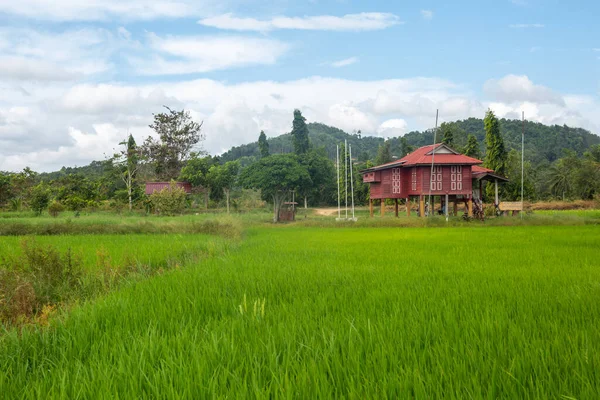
top-left (0, 0), bottom-right (221, 21)
top-left (198, 13), bottom-right (402, 32)
top-left (421, 10), bottom-right (433, 20)
top-left (483, 75), bottom-right (564, 106)
top-left (129, 33), bottom-right (289, 75)
top-left (377, 119), bottom-right (408, 138)
top-left (1, 75), bottom-right (599, 172)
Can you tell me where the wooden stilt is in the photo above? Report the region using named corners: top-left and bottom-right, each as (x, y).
top-left (495, 179), bottom-right (499, 206)
top-left (380, 199), bottom-right (385, 217)
top-left (419, 196), bottom-right (425, 217)
top-left (445, 194), bottom-right (449, 217)
top-left (394, 198), bottom-right (399, 217)
top-left (468, 197), bottom-right (473, 217)
top-left (406, 197), bottom-right (411, 217)
top-left (369, 198), bottom-right (373, 218)
top-left (453, 199), bottom-right (458, 216)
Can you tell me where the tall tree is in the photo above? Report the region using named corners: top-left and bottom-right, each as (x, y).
top-left (375, 141), bottom-right (393, 165)
top-left (258, 131), bottom-right (270, 158)
top-left (291, 110), bottom-right (310, 155)
top-left (483, 109), bottom-right (507, 201)
top-left (463, 134), bottom-right (481, 159)
top-left (399, 137), bottom-right (414, 157)
top-left (440, 122), bottom-right (455, 147)
top-left (240, 154), bottom-right (311, 222)
top-left (179, 154), bottom-right (215, 208)
top-left (207, 161), bottom-right (240, 214)
top-left (114, 134), bottom-right (142, 211)
top-left (298, 148), bottom-right (336, 208)
top-left (144, 107), bottom-right (204, 180)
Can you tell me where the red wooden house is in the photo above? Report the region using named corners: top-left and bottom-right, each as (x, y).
top-left (361, 144), bottom-right (508, 217)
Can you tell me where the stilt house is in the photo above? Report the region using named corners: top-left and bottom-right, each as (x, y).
top-left (361, 144), bottom-right (508, 217)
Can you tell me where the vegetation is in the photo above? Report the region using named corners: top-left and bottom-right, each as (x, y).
top-left (0, 223), bottom-right (599, 398)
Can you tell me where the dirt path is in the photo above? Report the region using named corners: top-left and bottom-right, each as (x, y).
top-left (312, 208), bottom-right (341, 216)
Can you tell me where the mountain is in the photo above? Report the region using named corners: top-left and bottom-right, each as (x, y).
top-left (219, 119), bottom-right (600, 167)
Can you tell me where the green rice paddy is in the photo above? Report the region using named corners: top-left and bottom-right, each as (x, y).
top-left (1, 216), bottom-right (599, 398)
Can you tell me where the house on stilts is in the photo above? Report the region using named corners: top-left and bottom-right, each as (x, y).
top-left (360, 144), bottom-right (508, 217)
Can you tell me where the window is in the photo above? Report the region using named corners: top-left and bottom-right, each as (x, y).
top-left (430, 166), bottom-right (442, 191)
top-left (411, 168), bottom-right (417, 191)
top-left (392, 168), bottom-right (401, 194)
top-left (450, 166), bottom-right (462, 191)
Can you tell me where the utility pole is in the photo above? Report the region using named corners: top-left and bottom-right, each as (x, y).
top-left (521, 111), bottom-right (525, 219)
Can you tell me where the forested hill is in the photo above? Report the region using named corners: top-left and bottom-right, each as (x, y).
top-left (219, 119), bottom-right (600, 167)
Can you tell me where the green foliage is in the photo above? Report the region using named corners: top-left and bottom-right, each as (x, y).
top-left (299, 148), bottom-right (336, 207)
top-left (240, 154), bottom-right (311, 222)
top-left (484, 110), bottom-right (507, 200)
top-left (48, 201), bottom-right (65, 218)
top-left (207, 161), bottom-right (240, 213)
top-left (463, 134), bottom-right (481, 159)
top-left (29, 184), bottom-right (50, 216)
top-left (144, 107), bottom-right (204, 180)
top-left (291, 109), bottom-right (310, 155)
top-left (375, 140), bottom-right (393, 165)
top-left (149, 182), bottom-right (188, 216)
top-left (502, 150), bottom-right (536, 201)
top-left (258, 130), bottom-right (269, 158)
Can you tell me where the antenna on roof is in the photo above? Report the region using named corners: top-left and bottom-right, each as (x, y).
top-left (427, 109), bottom-right (439, 217)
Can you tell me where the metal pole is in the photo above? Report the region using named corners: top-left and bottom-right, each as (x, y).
top-left (428, 109), bottom-right (439, 217)
top-left (521, 111), bottom-right (525, 219)
top-left (344, 139), bottom-right (348, 220)
top-left (349, 144), bottom-right (355, 220)
top-left (337, 145), bottom-right (340, 219)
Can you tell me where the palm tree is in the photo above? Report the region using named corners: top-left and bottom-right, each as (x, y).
top-left (548, 162), bottom-right (571, 201)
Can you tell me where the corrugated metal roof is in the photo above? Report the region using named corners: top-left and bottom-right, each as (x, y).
top-left (397, 144), bottom-right (483, 166)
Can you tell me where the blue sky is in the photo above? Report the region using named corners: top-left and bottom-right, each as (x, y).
top-left (0, 0), bottom-right (599, 171)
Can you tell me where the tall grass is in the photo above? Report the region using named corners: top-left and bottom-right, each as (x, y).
top-left (1, 225), bottom-right (599, 398)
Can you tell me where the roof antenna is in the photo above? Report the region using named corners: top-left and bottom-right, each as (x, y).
top-left (427, 109), bottom-right (439, 217)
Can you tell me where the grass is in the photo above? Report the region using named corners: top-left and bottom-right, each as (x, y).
top-left (1, 224), bottom-right (599, 398)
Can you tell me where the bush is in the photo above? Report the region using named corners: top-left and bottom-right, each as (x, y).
top-left (149, 182), bottom-right (188, 216)
top-left (30, 184), bottom-right (50, 216)
top-left (48, 201), bottom-right (65, 217)
top-left (65, 195), bottom-right (87, 211)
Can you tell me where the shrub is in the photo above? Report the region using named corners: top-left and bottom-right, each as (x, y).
top-left (30, 184), bottom-right (50, 216)
top-left (48, 201), bottom-right (65, 217)
top-left (149, 182), bottom-right (187, 216)
top-left (65, 195), bottom-right (86, 211)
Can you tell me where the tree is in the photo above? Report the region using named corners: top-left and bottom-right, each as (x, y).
top-left (375, 141), bottom-right (393, 165)
top-left (547, 161), bottom-right (572, 201)
top-left (179, 154), bottom-right (215, 208)
top-left (144, 107), bottom-right (204, 180)
top-left (463, 134), bottom-right (481, 159)
top-left (298, 148), bottom-right (336, 208)
top-left (149, 182), bottom-right (188, 215)
top-left (291, 110), bottom-right (310, 155)
top-left (114, 134), bottom-right (142, 211)
top-left (440, 122), bottom-right (455, 147)
top-left (29, 183), bottom-right (50, 216)
top-left (483, 109), bottom-right (507, 201)
top-left (239, 154), bottom-right (311, 222)
top-left (207, 161), bottom-right (240, 214)
top-left (0, 172), bottom-right (11, 208)
top-left (258, 131), bottom-right (270, 158)
top-left (399, 137), bottom-right (415, 157)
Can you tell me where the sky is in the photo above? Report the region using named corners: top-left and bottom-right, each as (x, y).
top-left (0, 0), bottom-right (599, 172)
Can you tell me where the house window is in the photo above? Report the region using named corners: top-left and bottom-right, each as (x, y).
top-left (430, 166), bottom-right (442, 191)
top-left (392, 168), bottom-right (401, 194)
top-left (450, 166), bottom-right (463, 191)
top-left (411, 168), bottom-right (417, 191)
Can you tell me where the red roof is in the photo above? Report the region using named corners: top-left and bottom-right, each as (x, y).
top-left (472, 165), bottom-right (494, 174)
top-left (145, 182), bottom-right (192, 195)
top-left (397, 144), bottom-right (482, 167)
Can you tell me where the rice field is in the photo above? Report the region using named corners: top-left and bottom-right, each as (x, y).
top-left (1, 223), bottom-right (599, 398)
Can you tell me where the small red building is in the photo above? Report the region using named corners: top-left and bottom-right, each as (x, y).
top-left (361, 144), bottom-right (508, 217)
top-left (145, 182), bottom-right (192, 195)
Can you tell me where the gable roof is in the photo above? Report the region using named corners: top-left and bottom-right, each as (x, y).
top-left (471, 165), bottom-right (509, 182)
top-left (397, 144), bottom-right (483, 167)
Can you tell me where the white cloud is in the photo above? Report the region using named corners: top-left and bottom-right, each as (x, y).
top-left (377, 119), bottom-right (408, 138)
top-left (483, 75), bottom-right (564, 105)
top-left (421, 10), bottom-right (433, 20)
top-left (198, 13), bottom-right (401, 32)
top-left (0, 0), bottom-right (221, 21)
top-left (329, 57), bottom-right (359, 68)
top-left (509, 24), bottom-right (544, 28)
top-left (1, 75), bottom-right (599, 172)
top-left (130, 34), bottom-right (289, 75)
